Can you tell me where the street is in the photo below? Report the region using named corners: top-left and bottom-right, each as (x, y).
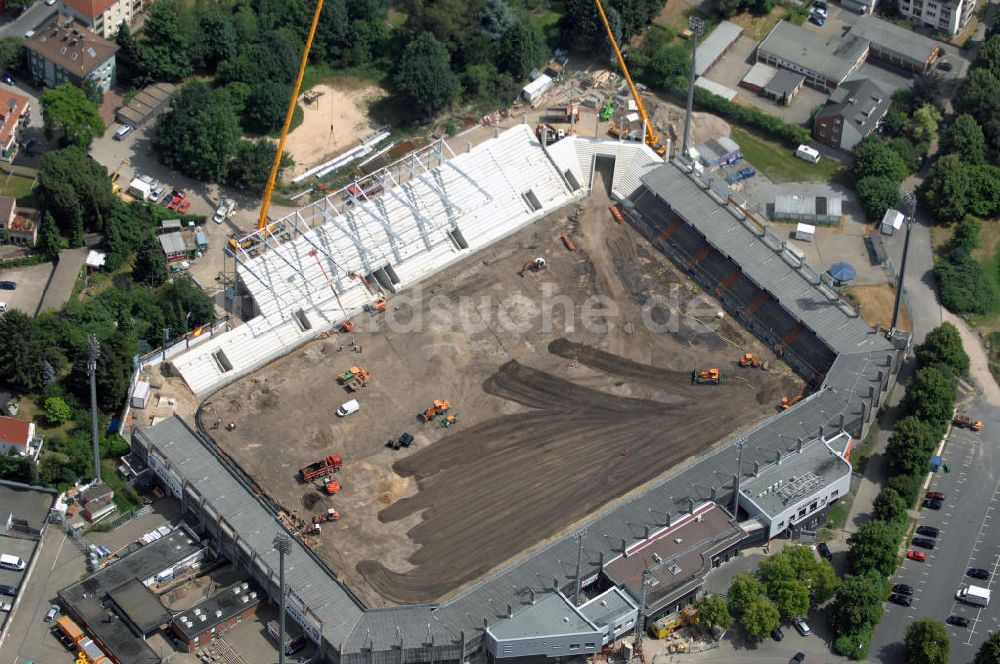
top-left (0, 2), bottom-right (56, 40)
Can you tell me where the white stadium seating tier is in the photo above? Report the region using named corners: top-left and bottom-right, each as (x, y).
top-left (173, 126), bottom-right (663, 395)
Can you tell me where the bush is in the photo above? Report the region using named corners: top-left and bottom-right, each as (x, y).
top-left (935, 216), bottom-right (1000, 315)
top-left (43, 396), bottom-right (72, 425)
top-left (693, 88), bottom-right (811, 147)
top-left (887, 471), bottom-right (924, 505)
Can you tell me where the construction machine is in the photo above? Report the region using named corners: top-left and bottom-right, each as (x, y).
top-left (324, 478), bottom-right (342, 495)
top-left (309, 249), bottom-right (354, 332)
top-left (953, 413), bottom-right (984, 431)
top-left (535, 123), bottom-right (557, 146)
top-left (300, 455), bottom-right (342, 481)
top-left (109, 158), bottom-right (127, 194)
top-left (337, 366), bottom-right (371, 391)
top-left (738, 353), bottom-right (768, 370)
top-left (594, 0), bottom-right (668, 157)
top-left (419, 400), bottom-right (450, 422)
top-left (439, 414), bottom-right (458, 429)
top-left (692, 368), bottom-right (721, 384)
top-left (780, 395), bottom-right (804, 409)
top-left (599, 100), bottom-right (615, 121)
top-left (518, 257), bottom-right (547, 276)
top-left (312, 508), bottom-right (340, 524)
top-left (349, 272), bottom-right (389, 314)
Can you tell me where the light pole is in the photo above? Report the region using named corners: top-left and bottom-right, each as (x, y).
top-left (273, 533), bottom-right (292, 664)
top-left (87, 335), bottom-right (101, 483)
top-left (573, 528), bottom-right (588, 605)
top-left (731, 436), bottom-right (747, 519)
top-left (683, 16), bottom-right (705, 159)
top-left (891, 191), bottom-right (916, 331)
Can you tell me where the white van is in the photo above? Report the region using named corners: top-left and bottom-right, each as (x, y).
top-left (336, 400), bottom-right (360, 417)
top-left (0, 554), bottom-right (26, 571)
top-left (113, 124), bottom-right (134, 141)
top-left (796, 145), bottom-right (821, 163)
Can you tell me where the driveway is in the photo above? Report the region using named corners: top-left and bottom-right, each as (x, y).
top-left (0, 260), bottom-right (51, 315)
top-left (37, 246), bottom-right (86, 315)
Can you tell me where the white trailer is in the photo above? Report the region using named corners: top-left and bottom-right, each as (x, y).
top-left (956, 585), bottom-right (991, 606)
top-left (522, 74), bottom-right (554, 103)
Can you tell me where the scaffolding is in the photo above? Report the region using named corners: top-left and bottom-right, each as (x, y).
top-left (776, 472), bottom-right (824, 505)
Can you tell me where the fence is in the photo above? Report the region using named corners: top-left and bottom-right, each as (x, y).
top-left (107, 504), bottom-right (153, 531)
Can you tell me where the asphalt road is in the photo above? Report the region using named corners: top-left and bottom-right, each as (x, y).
top-left (869, 404), bottom-right (1000, 662)
top-left (0, 2), bottom-right (56, 40)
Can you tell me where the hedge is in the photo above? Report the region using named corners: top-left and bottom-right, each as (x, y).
top-left (693, 87), bottom-right (812, 147)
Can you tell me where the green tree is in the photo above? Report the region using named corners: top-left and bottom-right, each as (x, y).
top-left (38, 212), bottom-right (62, 261)
top-left (853, 136), bottom-right (909, 182)
top-left (833, 630), bottom-right (871, 660)
top-left (810, 559), bottom-right (840, 604)
top-left (132, 0), bottom-right (193, 82)
top-left (497, 16), bottom-right (546, 81)
top-left (229, 139), bottom-right (291, 193)
top-left (194, 10), bottom-right (238, 70)
top-left (917, 323), bottom-right (969, 374)
top-left (903, 366), bottom-right (957, 424)
top-left (910, 104), bottom-right (942, 144)
top-left (132, 235), bottom-right (168, 287)
top-left (741, 596), bottom-right (780, 638)
top-left (695, 594), bottom-right (733, 633)
top-left (727, 573), bottom-right (765, 616)
top-left (941, 114), bottom-right (987, 163)
top-left (767, 578), bottom-right (810, 618)
top-left (886, 416), bottom-right (942, 477)
top-left (847, 519), bottom-right (899, 577)
top-left (39, 84), bottom-right (105, 149)
top-left (0, 36), bottom-right (24, 73)
top-left (243, 82), bottom-right (291, 134)
top-left (3, 0), bottom-right (32, 11)
top-left (394, 32), bottom-right (459, 117)
top-left (904, 618), bottom-right (949, 664)
top-left (856, 176), bottom-right (901, 221)
top-left (830, 571), bottom-right (889, 631)
top-left (154, 82), bottom-right (241, 181)
top-left (44, 396), bottom-right (72, 425)
top-left (0, 310), bottom-right (46, 390)
top-left (974, 630), bottom-right (1000, 664)
top-left (923, 154), bottom-right (971, 222)
top-left (873, 486), bottom-right (908, 524)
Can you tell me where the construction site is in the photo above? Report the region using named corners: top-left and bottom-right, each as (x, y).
top-left (199, 163), bottom-right (802, 606)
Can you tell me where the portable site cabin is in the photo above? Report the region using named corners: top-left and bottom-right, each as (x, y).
top-left (795, 223), bottom-right (816, 242)
top-left (131, 380), bottom-right (151, 408)
top-left (127, 178), bottom-right (152, 201)
top-left (880, 208), bottom-right (905, 235)
top-left (522, 74), bottom-right (554, 103)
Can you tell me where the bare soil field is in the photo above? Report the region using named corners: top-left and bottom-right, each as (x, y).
top-left (201, 168), bottom-right (803, 607)
top-left (284, 79), bottom-right (388, 178)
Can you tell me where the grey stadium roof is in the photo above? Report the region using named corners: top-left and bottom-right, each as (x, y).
top-left (486, 592), bottom-right (598, 640)
top-left (758, 21), bottom-right (868, 84)
top-left (578, 587), bottom-right (636, 630)
top-left (695, 20), bottom-right (743, 76)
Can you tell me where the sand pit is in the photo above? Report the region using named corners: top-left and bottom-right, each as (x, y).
top-left (284, 80), bottom-right (387, 178)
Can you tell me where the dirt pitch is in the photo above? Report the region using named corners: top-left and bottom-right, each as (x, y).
top-left (201, 169), bottom-right (803, 607)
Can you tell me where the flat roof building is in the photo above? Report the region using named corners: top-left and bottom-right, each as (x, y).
top-left (774, 194), bottom-right (843, 224)
top-left (485, 591), bottom-right (603, 659)
top-left (695, 20), bottom-right (743, 76)
top-left (171, 580), bottom-right (262, 652)
top-left (740, 62), bottom-right (778, 93)
top-left (757, 21), bottom-right (869, 91)
top-left (116, 82), bottom-right (176, 128)
top-left (847, 17), bottom-right (942, 72)
top-left (762, 69), bottom-right (806, 105)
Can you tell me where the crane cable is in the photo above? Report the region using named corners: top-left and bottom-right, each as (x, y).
top-left (257, 0), bottom-right (325, 230)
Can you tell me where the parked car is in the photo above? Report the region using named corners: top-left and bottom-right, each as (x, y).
top-left (916, 526), bottom-right (940, 537)
top-left (907, 550), bottom-right (926, 562)
top-left (811, 2), bottom-right (828, 16)
top-left (44, 605), bottom-right (59, 622)
top-left (912, 537), bottom-right (935, 549)
top-left (889, 593), bottom-right (912, 607)
top-left (771, 627), bottom-right (784, 641)
top-left (817, 542), bottom-right (833, 560)
top-left (968, 568), bottom-right (991, 580)
top-left (177, 200), bottom-right (191, 214)
top-left (809, 13), bottom-right (825, 25)
top-left (160, 195), bottom-right (173, 208)
top-left (172, 189), bottom-right (186, 200)
top-left (937, 60), bottom-right (953, 71)
top-left (0, 601), bottom-right (11, 612)
top-left (923, 498), bottom-right (943, 510)
top-left (0, 584), bottom-right (17, 597)
top-left (2, 73), bottom-right (13, 85)
top-left (947, 615), bottom-right (970, 627)
top-left (926, 491), bottom-right (945, 500)
top-left (151, 186), bottom-right (165, 201)
top-left (792, 654), bottom-right (806, 664)
top-left (792, 618), bottom-right (811, 636)
top-left (336, 400), bottom-right (360, 417)
top-left (168, 197), bottom-right (182, 211)
top-left (0, 281), bottom-right (15, 290)
top-left (893, 584), bottom-right (913, 596)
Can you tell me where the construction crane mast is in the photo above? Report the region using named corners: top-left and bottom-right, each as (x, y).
top-left (257, 0), bottom-right (325, 230)
top-left (593, 0), bottom-right (667, 157)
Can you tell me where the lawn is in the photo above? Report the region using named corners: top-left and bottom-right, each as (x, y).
top-left (728, 6), bottom-right (785, 40)
top-left (0, 174), bottom-right (36, 199)
top-left (653, 0), bottom-right (710, 34)
top-left (730, 126), bottom-right (845, 183)
top-left (844, 283), bottom-right (911, 332)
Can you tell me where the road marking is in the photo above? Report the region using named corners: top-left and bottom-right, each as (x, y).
top-left (955, 478), bottom-right (1000, 646)
top-left (50, 533), bottom-right (67, 572)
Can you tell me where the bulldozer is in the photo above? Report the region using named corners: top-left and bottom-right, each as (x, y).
top-left (438, 414), bottom-right (458, 429)
top-left (738, 353), bottom-right (768, 370)
top-left (518, 257), bottom-right (547, 276)
top-left (419, 400), bottom-right (450, 422)
top-left (692, 368), bottom-right (721, 384)
top-left (953, 412), bottom-right (983, 431)
top-left (312, 508), bottom-right (340, 524)
top-left (780, 395), bottom-right (804, 409)
top-left (337, 366), bottom-right (371, 391)
top-left (324, 478), bottom-right (342, 495)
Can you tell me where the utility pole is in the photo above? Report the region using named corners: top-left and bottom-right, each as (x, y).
top-left (87, 335), bottom-right (101, 483)
top-left (573, 528), bottom-right (588, 605)
top-left (891, 191), bottom-right (916, 331)
top-left (682, 16), bottom-right (705, 159)
top-left (273, 533), bottom-right (292, 664)
top-left (162, 327), bottom-right (170, 363)
top-left (731, 436), bottom-right (747, 520)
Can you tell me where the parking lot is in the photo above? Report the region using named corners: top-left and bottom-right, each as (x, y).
top-left (0, 261), bottom-right (51, 315)
top-left (871, 403), bottom-right (1000, 662)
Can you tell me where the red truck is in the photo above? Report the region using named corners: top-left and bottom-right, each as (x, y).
top-left (300, 454), bottom-right (342, 481)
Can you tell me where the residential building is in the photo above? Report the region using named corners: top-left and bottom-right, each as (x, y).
top-left (897, 0), bottom-right (976, 36)
top-left (25, 15), bottom-right (119, 93)
top-left (813, 78), bottom-right (892, 150)
top-left (847, 17), bottom-right (942, 71)
top-left (0, 196), bottom-right (39, 246)
top-left (0, 415), bottom-right (43, 460)
top-left (0, 88), bottom-right (29, 163)
top-left (62, 0), bottom-right (147, 40)
top-left (757, 21), bottom-right (869, 90)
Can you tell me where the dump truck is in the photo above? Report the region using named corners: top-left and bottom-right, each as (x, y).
top-left (957, 584), bottom-right (991, 606)
top-left (692, 368), bottom-right (721, 384)
top-left (419, 400), bottom-right (450, 422)
top-left (300, 455), bottom-right (342, 481)
top-left (953, 413), bottom-right (983, 431)
top-left (337, 366), bottom-right (371, 391)
top-left (519, 257), bottom-right (547, 276)
top-left (738, 352), bottom-right (768, 370)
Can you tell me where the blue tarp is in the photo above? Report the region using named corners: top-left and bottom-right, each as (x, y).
top-left (929, 455), bottom-right (943, 472)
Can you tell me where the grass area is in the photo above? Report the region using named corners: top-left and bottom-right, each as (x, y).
top-left (14, 396), bottom-right (76, 440)
top-left (730, 126), bottom-right (845, 183)
top-left (844, 283), bottom-right (911, 332)
top-left (826, 500), bottom-right (850, 530)
top-left (653, 0), bottom-right (710, 34)
top-left (386, 7), bottom-right (408, 28)
top-left (103, 459), bottom-right (142, 512)
top-left (729, 6), bottom-right (785, 41)
top-left (528, 8), bottom-right (561, 32)
top-left (851, 423), bottom-right (880, 474)
top-left (0, 174), bottom-right (36, 199)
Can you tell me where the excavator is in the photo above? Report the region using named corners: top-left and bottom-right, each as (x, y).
top-left (419, 400), bottom-right (451, 422)
top-left (738, 352), bottom-right (768, 370)
top-left (953, 412), bottom-right (983, 431)
top-left (780, 395), bottom-right (804, 409)
top-left (337, 366), bottom-right (371, 391)
top-left (594, 0), bottom-right (668, 157)
top-left (109, 158), bottom-right (127, 195)
top-left (518, 257), bottom-right (547, 276)
top-left (439, 414), bottom-right (458, 429)
top-left (692, 368), bottom-right (721, 384)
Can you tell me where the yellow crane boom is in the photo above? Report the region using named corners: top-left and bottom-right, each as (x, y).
top-left (593, 0), bottom-right (666, 157)
top-left (257, 0), bottom-right (325, 230)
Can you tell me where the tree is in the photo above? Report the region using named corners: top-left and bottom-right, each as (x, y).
top-left (229, 139), bottom-right (291, 193)
top-left (911, 71), bottom-right (947, 108)
top-left (941, 114), bottom-right (987, 163)
top-left (741, 596), bottom-right (780, 638)
top-left (154, 82), bottom-right (241, 181)
top-left (856, 176), bottom-right (900, 221)
top-left (243, 82), bottom-right (291, 134)
top-left (974, 631), bottom-right (1000, 664)
top-left (35, 146), bottom-right (116, 237)
top-left (3, 0), bottom-right (32, 11)
top-left (0, 310), bottom-right (46, 390)
top-left (886, 416), bottom-right (942, 477)
top-left (910, 104), bottom-right (942, 144)
top-left (810, 559), bottom-right (840, 604)
top-left (853, 136), bottom-right (909, 182)
top-left (497, 17), bottom-right (546, 81)
top-left (903, 366), bottom-right (956, 424)
top-left (132, 0), bottom-right (192, 82)
top-left (757, 546), bottom-right (838, 605)
top-left (194, 10), bottom-right (238, 70)
top-left (38, 212), bottom-right (62, 261)
top-left (394, 32), bottom-right (459, 117)
top-left (39, 84), bottom-right (105, 149)
top-left (923, 154), bottom-right (971, 222)
top-left (0, 36), bottom-right (24, 73)
top-left (727, 573), bottom-right (765, 616)
top-left (132, 235), bottom-right (167, 287)
top-left (917, 323), bottom-right (969, 374)
top-left (847, 519), bottom-right (899, 577)
top-left (904, 618), bottom-right (949, 664)
top-left (767, 578), bottom-right (810, 618)
top-left (696, 594), bottom-right (733, 633)
top-left (872, 486), bottom-right (908, 524)
top-left (44, 396), bottom-right (72, 425)
top-left (830, 571), bottom-right (889, 631)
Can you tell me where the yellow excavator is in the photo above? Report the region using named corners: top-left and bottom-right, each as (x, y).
top-left (593, 0), bottom-right (668, 157)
